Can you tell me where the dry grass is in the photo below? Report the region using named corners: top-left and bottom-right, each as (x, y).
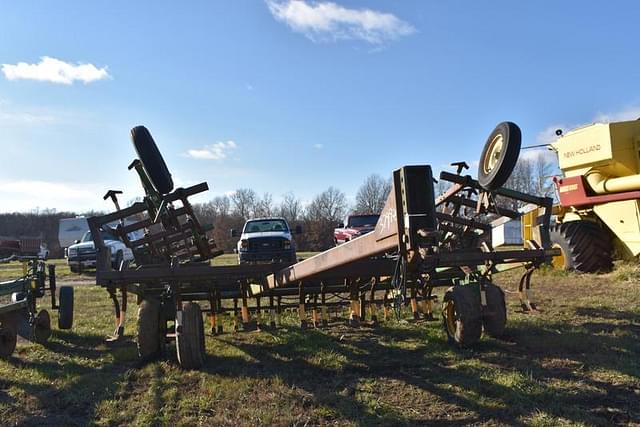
top-left (0, 260), bottom-right (638, 426)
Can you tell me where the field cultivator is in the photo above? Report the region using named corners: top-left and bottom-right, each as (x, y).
top-left (0, 256), bottom-right (74, 357)
top-left (90, 122), bottom-right (558, 369)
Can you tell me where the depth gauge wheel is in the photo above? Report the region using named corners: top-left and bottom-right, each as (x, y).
top-left (481, 283), bottom-right (507, 338)
top-left (549, 221), bottom-right (613, 273)
top-left (58, 286), bottom-right (74, 330)
top-left (0, 317), bottom-right (17, 358)
top-left (33, 310), bottom-right (52, 344)
top-left (478, 122), bottom-right (522, 190)
top-left (442, 286), bottom-right (482, 347)
top-left (131, 125), bottom-right (174, 195)
top-left (137, 298), bottom-right (163, 361)
top-left (176, 302), bottom-right (205, 369)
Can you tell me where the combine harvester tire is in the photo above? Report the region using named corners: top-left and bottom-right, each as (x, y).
top-left (549, 221), bottom-right (613, 273)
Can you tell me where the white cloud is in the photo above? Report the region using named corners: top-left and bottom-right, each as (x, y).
top-left (1, 56), bottom-right (110, 85)
top-left (0, 180), bottom-right (104, 213)
top-left (536, 124), bottom-right (567, 145)
top-left (594, 106), bottom-right (640, 123)
top-left (266, 0), bottom-right (415, 44)
top-left (536, 105), bottom-right (640, 147)
top-left (313, 143), bottom-right (324, 149)
top-left (0, 109), bottom-right (56, 125)
top-left (185, 140), bottom-right (237, 160)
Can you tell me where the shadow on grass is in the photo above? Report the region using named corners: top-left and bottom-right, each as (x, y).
top-left (201, 314), bottom-right (639, 426)
top-left (1, 304), bottom-right (638, 426)
top-left (1, 329), bottom-right (139, 426)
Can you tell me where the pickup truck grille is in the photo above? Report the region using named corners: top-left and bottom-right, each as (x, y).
top-left (247, 237), bottom-right (285, 251)
top-left (78, 247), bottom-right (96, 255)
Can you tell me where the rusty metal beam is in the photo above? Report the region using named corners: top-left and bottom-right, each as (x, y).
top-left (268, 165), bottom-right (437, 288)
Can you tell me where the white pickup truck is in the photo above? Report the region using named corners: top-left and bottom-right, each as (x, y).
top-left (234, 217), bottom-right (300, 264)
top-left (66, 228), bottom-right (134, 273)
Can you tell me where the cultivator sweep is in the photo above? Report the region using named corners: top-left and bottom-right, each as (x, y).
top-left (90, 122), bottom-right (558, 368)
top-left (0, 256), bottom-right (74, 357)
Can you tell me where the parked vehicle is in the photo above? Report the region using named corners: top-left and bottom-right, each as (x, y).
top-left (58, 217), bottom-right (90, 250)
top-left (334, 214), bottom-right (380, 245)
top-left (233, 218), bottom-right (300, 264)
top-left (523, 119), bottom-right (640, 272)
top-left (67, 228), bottom-right (134, 273)
top-left (0, 236), bottom-right (48, 259)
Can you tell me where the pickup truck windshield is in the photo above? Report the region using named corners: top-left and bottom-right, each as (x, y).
top-left (82, 230), bottom-right (120, 242)
top-left (349, 215), bottom-right (379, 227)
top-left (243, 219), bottom-right (289, 233)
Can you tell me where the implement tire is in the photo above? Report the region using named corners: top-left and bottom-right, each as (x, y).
top-left (176, 302), bottom-right (205, 369)
top-left (131, 125), bottom-right (174, 195)
top-left (137, 299), bottom-right (162, 361)
top-left (0, 317), bottom-right (17, 358)
top-left (33, 310), bottom-right (51, 344)
top-left (442, 285), bottom-right (482, 347)
top-left (58, 286), bottom-right (74, 330)
top-left (482, 283), bottom-right (507, 338)
top-left (550, 221), bottom-right (613, 273)
top-left (478, 122), bottom-right (522, 191)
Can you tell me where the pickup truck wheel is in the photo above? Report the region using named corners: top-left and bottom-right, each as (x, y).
top-left (112, 251), bottom-right (124, 270)
top-left (176, 302), bottom-right (205, 369)
top-left (478, 122), bottom-right (521, 191)
top-left (69, 265), bottom-right (79, 274)
top-left (58, 286), bottom-right (74, 330)
top-left (131, 126), bottom-right (174, 195)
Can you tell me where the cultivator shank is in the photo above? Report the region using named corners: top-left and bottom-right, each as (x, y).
top-left (91, 122), bottom-right (559, 368)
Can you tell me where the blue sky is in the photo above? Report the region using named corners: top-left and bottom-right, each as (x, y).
top-left (1, 1), bottom-right (639, 213)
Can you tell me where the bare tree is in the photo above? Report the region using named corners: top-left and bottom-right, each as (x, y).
top-left (306, 186), bottom-right (347, 223)
top-left (354, 174), bottom-right (391, 214)
top-left (279, 192), bottom-right (302, 223)
top-left (210, 195), bottom-right (231, 217)
top-left (435, 175), bottom-right (452, 197)
top-left (231, 188), bottom-right (257, 220)
top-left (500, 154), bottom-right (557, 210)
top-left (305, 187), bottom-right (347, 250)
top-left (254, 192), bottom-right (274, 218)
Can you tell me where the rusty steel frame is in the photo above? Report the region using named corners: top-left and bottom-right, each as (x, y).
top-left (88, 133), bottom-right (559, 361)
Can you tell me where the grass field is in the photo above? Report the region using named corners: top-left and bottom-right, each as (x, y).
top-left (1, 260), bottom-right (639, 426)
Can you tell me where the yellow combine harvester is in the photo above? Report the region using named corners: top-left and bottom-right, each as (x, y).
top-left (526, 119), bottom-right (640, 272)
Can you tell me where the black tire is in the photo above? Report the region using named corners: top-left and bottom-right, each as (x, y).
top-left (131, 125), bottom-right (174, 195)
top-left (176, 302), bottom-right (205, 369)
top-left (137, 298), bottom-right (162, 361)
top-left (0, 318), bottom-right (17, 358)
top-left (442, 285), bottom-right (482, 347)
top-left (11, 292), bottom-right (25, 303)
top-left (550, 221), bottom-right (613, 273)
top-left (58, 286), bottom-right (74, 330)
top-left (33, 309), bottom-right (51, 344)
top-left (112, 251), bottom-right (124, 270)
top-left (482, 283), bottom-right (506, 338)
top-left (478, 122), bottom-right (522, 191)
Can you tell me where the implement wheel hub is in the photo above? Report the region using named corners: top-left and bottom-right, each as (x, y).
top-left (483, 134), bottom-right (504, 174)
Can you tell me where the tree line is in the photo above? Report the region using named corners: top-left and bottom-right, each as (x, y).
top-left (0, 174), bottom-right (392, 257)
top-left (0, 154), bottom-right (555, 258)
